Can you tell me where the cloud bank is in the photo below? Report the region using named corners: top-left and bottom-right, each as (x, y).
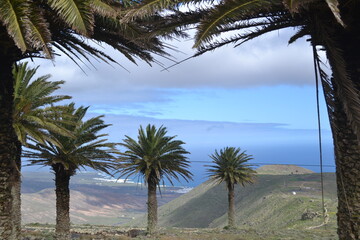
top-left (27, 29), bottom-right (316, 106)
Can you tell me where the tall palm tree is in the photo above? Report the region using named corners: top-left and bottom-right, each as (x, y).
top-left (12, 62), bottom-right (71, 235)
top-left (117, 124), bottom-right (193, 234)
top-left (24, 103), bottom-right (117, 240)
top-left (0, 1), bottom-right (170, 238)
top-left (207, 147), bottom-right (255, 229)
top-left (120, 1), bottom-right (360, 238)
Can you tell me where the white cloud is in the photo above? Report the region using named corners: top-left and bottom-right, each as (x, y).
top-left (26, 28), bottom-right (316, 106)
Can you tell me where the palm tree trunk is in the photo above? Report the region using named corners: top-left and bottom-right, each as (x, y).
top-left (321, 22), bottom-right (360, 239)
top-left (332, 104), bottom-right (360, 240)
top-left (227, 183), bottom-right (235, 228)
top-left (11, 141), bottom-right (22, 238)
top-left (147, 179), bottom-right (158, 235)
top-left (54, 164), bottom-right (71, 240)
top-left (0, 60), bottom-right (21, 239)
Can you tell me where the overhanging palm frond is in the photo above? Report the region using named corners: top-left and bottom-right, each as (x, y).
top-left (194, 0), bottom-right (276, 48)
top-left (48, 0), bottom-right (94, 36)
top-left (311, 44), bottom-right (336, 128)
top-left (0, 0), bottom-right (174, 68)
top-left (288, 26), bottom-right (309, 44)
top-left (122, 0), bottom-right (179, 22)
top-left (324, 0), bottom-right (345, 27)
top-left (0, 0), bottom-right (29, 52)
top-left (26, 6), bottom-right (53, 58)
top-left (308, 13), bottom-right (360, 140)
top-left (90, 0), bottom-right (119, 17)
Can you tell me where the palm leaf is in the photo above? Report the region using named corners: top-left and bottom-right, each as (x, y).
top-left (194, 0), bottom-right (276, 48)
top-left (207, 147), bottom-right (256, 188)
top-left (12, 62), bottom-right (73, 145)
top-left (0, 0), bottom-right (29, 52)
top-left (117, 124), bottom-right (192, 186)
top-left (26, 6), bottom-right (53, 57)
top-left (123, 0), bottom-right (176, 22)
top-left (310, 14), bottom-right (360, 140)
top-left (325, 0), bottom-right (345, 27)
top-left (25, 103), bottom-right (117, 175)
top-left (90, 0), bottom-right (118, 17)
top-left (48, 0), bottom-right (94, 36)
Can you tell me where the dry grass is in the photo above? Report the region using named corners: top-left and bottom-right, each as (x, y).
top-left (22, 225), bottom-right (337, 240)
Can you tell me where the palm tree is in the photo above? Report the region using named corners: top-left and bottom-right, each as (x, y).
top-left (117, 124), bottom-right (193, 234)
top-left (12, 62), bottom-right (71, 235)
top-left (24, 103), bottom-right (117, 240)
top-left (207, 147), bottom-right (255, 229)
top-left (121, 1), bottom-right (360, 238)
top-left (0, 2), bottom-right (170, 237)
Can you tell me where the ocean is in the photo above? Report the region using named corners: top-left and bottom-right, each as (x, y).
top-left (23, 143), bottom-right (335, 188)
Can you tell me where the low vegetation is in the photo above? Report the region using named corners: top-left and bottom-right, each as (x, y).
top-left (22, 224), bottom-right (337, 240)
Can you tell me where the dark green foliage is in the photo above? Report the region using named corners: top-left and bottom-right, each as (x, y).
top-left (24, 103), bottom-right (117, 174)
top-left (13, 62), bottom-right (71, 145)
top-left (0, 0), bottom-right (170, 64)
top-left (116, 124), bottom-right (192, 234)
top-left (117, 124), bottom-right (193, 186)
top-left (207, 147), bottom-right (256, 228)
top-left (207, 147), bottom-right (256, 187)
top-left (24, 103), bottom-right (117, 239)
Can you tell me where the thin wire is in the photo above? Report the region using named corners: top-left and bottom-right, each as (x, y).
top-left (312, 44), bottom-right (326, 222)
top-left (189, 160), bottom-right (335, 168)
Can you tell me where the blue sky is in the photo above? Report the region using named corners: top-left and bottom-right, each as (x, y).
top-left (24, 28), bottom-right (335, 180)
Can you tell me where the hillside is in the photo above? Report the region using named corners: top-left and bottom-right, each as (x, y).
top-left (22, 165), bottom-right (338, 235)
top-left (21, 171), bottom-right (186, 225)
top-left (129, 167), bottom-right (337, 233)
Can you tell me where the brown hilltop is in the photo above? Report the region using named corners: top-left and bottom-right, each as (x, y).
top-left (256, 164), bottom-right (314, 175)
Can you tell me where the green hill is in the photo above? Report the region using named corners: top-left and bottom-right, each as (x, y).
top-left (129, 166), bottom-right (337, 233)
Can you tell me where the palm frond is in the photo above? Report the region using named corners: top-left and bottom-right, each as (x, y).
top-left (309, 13), bottom-right (360, 140)
top-left (325, 0), bottom-right (345, 27)
top-left (207, 147), bottom-right (256, 188)
top-left (0, 0), bottom-right (172, 67)
top-left (0, 0), bottom-right (29, 52)
top-left (288, 26), bottom-right (309, 44)
top-left (25, 103), bottom-right (117, 175)
top-left (48, 0), bottom-right (94, 36)
top-left (194, 0), bottom-right (276, 48)
top-left (116, 124), bottom-right (192, 186)
top-left (91, 0), bottom-right (118, 17)
top-left (122, 0), bottom-right (178, 22)
top-left (12, 62), bottom-right (72, 145)
top-left (26, 5), bottom-right (53, 57)
top-left (312, 45), bottom-right (336, 129)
